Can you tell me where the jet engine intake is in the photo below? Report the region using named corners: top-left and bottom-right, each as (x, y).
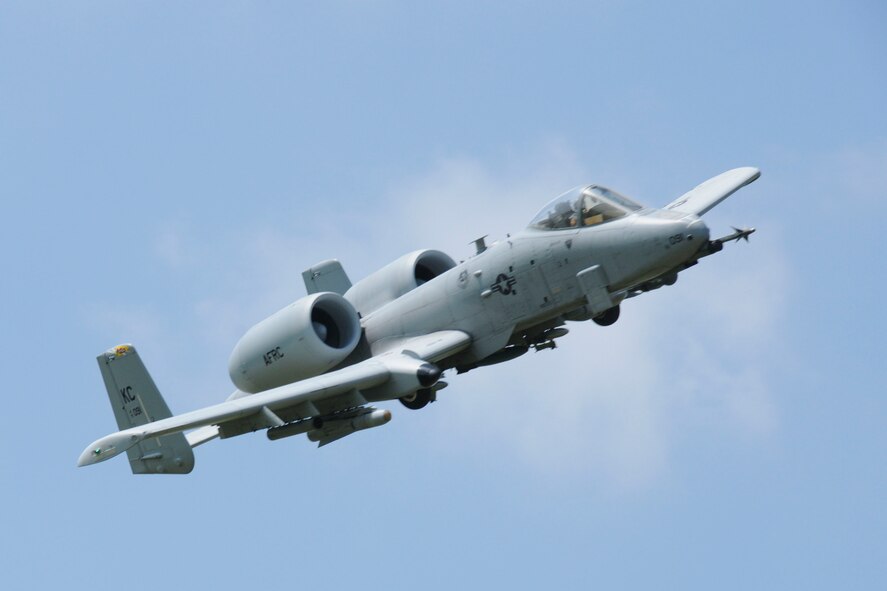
top-left (228, 292), bottom-right (361, 393)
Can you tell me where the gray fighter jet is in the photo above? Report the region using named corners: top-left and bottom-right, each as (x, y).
top-left (78, 167), bottom-right (760, 473)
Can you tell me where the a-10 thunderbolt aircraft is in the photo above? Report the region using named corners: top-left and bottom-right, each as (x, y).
top-left (78, 167), bottom-right (760, 474)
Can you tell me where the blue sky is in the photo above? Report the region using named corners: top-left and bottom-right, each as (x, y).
top-left (1, 1), bottom-right (884, 589)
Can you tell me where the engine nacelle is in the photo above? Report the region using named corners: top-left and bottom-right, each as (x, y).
top-left (345, 249), bottom-right (456, 316)
top-left (228, 292), bottom-right (361, 393)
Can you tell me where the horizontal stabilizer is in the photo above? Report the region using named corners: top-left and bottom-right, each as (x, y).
top-left (666, 167), bottom-right (761, 216)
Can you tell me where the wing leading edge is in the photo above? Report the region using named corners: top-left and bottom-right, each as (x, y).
top-left (666, 167), bottom-right (760, 216)
top-left (78, 330), bottom-right (471, 469)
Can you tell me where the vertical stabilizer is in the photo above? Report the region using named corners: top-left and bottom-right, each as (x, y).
top-left (302, 259), bottom-right (352, 295)
top-left (97, 345), bottom-right (194, 474)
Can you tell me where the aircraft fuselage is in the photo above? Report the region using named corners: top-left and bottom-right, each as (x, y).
top-left (362, 208), bottom-right (709, 366)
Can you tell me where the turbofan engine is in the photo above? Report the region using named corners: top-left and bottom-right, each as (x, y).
top-left (345, 249), bottom-right (456, 316)
top-left (228, 292), bottom-right (361, 393)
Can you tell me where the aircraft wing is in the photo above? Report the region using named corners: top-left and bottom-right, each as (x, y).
top-left (78, 330), bottom-right (471, 469)
top-left (666, 167), bottom-right (760, 216)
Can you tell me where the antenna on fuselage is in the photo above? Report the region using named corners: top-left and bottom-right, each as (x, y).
top-left (472, 236), bottom-right (488, 255)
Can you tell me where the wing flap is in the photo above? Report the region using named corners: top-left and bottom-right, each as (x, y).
top-left (666, 167), bottom-right (760, 216)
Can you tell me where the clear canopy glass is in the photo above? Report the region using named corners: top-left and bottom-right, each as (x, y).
top-left (529, 185), bottom-right (642, 230)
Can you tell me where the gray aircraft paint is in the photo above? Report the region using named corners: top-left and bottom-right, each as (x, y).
top-left (78, 167), bottom-right (760, 473)
top-left (361, 208), bottom-right (706, 364)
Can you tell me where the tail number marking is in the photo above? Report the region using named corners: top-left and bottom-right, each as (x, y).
top-left (119, 386), bottom-right (143, 418)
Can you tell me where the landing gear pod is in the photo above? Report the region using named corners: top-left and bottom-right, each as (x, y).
top-left (592, 305), bottom-right (620, 326)
top-left (400, 389), bottom-right (434, 410)
top-left (228, 292), bottom-right (361, 393)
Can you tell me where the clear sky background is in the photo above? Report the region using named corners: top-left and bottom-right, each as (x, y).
top-left (1, 1), bottom-right (884, 589)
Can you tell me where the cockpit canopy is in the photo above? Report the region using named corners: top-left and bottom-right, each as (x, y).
top-left (529, 185), bottom-right (643, 230)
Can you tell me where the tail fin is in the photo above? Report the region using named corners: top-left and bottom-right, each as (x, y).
top-left (302, 259), bottom-right (352, 295)
top-left (97, 344), bottom-right (195, 474)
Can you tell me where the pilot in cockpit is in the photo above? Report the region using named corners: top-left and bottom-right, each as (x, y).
top-left (530, 185), bottom-right (642, 231)
top-left (579, 194), bottom-right (605, 227)
top-left (552, 200), bottom-right (577, 228)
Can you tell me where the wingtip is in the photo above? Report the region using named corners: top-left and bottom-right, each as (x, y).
top-left (77, 444), bottom-right (106, 467)
top-left (741, 167), bottom-right (761, 184)
top-left (725, 167), bottom-right (761, 185)
top-left (77, 432), bottom-right (141, 467)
